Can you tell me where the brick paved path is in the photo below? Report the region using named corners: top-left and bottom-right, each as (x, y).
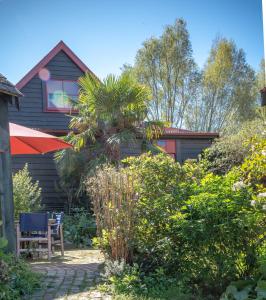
top-left (27, 249), bottom-right (111, 300)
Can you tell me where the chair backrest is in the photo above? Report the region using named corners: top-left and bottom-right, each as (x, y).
top-left (52, 212), bottom-right (64, 225)
top-left (19, 213), bottom-right (48, 232)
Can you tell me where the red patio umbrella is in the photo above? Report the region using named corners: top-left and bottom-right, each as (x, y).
top-left (9, 122), bottom-right (72, 155)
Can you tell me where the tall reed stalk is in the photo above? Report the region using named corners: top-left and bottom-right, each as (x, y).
top-left (87, 166), bottom-right (137, 262)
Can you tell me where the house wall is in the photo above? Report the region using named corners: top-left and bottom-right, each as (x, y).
top-left (177, 138), bottom-right (213, 163)
top-left (9, 50), bottom-right (84, 210)
top-left (158, 138), bottom-right (213, 163)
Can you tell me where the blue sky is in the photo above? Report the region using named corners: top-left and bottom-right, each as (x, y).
top-left (0, 0), bottom-right (264, 84)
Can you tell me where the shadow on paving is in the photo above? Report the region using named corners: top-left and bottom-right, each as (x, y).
top-left (25, 248), bottom-right (108, 300)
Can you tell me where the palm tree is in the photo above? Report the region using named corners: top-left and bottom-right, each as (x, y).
top-left (55, 73), bottom-right (163, 206)
top-left (68, 72), bottom-right (161, 160)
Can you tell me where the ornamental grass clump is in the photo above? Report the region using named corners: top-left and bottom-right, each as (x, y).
top-left (87, 166), bottom-right (137, 262)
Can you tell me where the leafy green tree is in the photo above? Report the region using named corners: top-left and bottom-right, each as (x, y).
top-left (13, 164), bottom-right (42, 218)
top-left (257, 59), bottom-right (265, 91)
top-left (130, 19), bottom-right (200, 127)
top-left (191, 37), bottom-right (257, 132)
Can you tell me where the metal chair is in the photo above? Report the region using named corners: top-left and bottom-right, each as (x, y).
top-left (16, 212), bottom-right (52, 260)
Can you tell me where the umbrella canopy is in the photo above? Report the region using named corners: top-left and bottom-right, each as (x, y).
top-left (9, 122), bottom-right (72, 155)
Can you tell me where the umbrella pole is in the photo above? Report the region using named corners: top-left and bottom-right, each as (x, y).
top-left (0, 97), bottom-right (15, 252)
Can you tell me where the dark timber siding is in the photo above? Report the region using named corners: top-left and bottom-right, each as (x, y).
top-left (176, 138), bottom-right (213, 163)
top-left (9, 50), bottom-right (84, 210)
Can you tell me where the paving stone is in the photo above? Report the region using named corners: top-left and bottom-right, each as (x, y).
top-left (43, 294), bottom-right (56, 300)
top-left (56, 290), bottom-right (68, 297)
top-left (29, 249), bottom-right (104, 300)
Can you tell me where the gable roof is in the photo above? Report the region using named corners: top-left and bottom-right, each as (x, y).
top-left (16, 41), bottom-right (97, 90)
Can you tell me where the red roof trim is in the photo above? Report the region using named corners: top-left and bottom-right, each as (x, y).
top-left (163, 127), bottom-right (218, 138)
top-left (16, 41), bottom-right (97, 90)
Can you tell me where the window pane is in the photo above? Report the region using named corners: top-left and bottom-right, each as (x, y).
top-left (47, 80), bottom-right (64, 109)
top-left (63, 81), bottom-right (79, 96)
top-left (47, 80), bottom-right (62, 93)
top-left (62, 93), bottom-right (72, 108)
top-left (157, 140), bottom-right (166, 147)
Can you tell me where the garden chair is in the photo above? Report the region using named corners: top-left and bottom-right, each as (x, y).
top-left (50, 212), bottom-right (64, 256)
top-left (16, 212), bottom-right (52, 260)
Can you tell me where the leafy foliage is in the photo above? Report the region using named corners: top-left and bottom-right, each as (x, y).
top-left (221, 260), bottom-right (266, 300)
top-left (0, 240), bottom-right (41, 299)
top-left (241, 138), bottom-right (266, 192)
top-left (12, 164), bottom-right (42, 218)
top-left (63, 208), bottom-right (96, 247)
top-left (197, 37), bottom-right (256, 131)
top-left (100, 259), bottom-right (192, 299)
top-left (90, 148), bottom-right (266, 298)
top-left (201, 116), bottom-right (266, 175)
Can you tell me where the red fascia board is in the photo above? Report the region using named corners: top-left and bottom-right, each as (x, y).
top-left (16, 41), bottom-right (98, 90)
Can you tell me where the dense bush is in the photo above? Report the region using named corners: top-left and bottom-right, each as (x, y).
top-left (89, 148), bottom-right (266, 298)
top-left (63, 208), bottom-right (96, 247)
top-left (100, 259), bottom-right (192, 299)
top-left (201, 117), bottom-right (266, 175)
top-left (220, 259), bottom-right (266, 300)
top-left (241, 138), bottom-right (266, 192)
top-left (0, 239), bottom-right (41, 299)
top-left (125, 153), bottom-right (265, 296)
top-left (13, 164), bottom-right (42, 218)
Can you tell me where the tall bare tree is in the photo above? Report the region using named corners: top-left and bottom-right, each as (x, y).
top-left (131, 19), bottom-right (200, 127)
top-left (188, 37), bottom-right (257, 132)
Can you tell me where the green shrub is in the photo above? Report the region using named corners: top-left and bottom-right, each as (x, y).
top-left (201, 117), bottom-right (266, 175)
top-left (241, 138), bottom-right (266, 192)
top-left (0, 239), bottom-right (41, 299)
top-left (123, 153), bottom-right (265, 296)
top-left (220, 260), bottom-right (266, 300)
top-left (101, 259), bottom-right (192, 299)
top-left (89, 143), bottom-right (266, 298)
top-left (63, 208), bottom-right (96, 247)
top-left (13, 164), bottom-right (42, 218)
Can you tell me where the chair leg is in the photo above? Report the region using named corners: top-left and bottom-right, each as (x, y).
top-left (60, 225), bottom-right (64, 256)
top-left (47, 224), bottom-right (52, 260)
top-left (51, 237), bottom-right (55, 254)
